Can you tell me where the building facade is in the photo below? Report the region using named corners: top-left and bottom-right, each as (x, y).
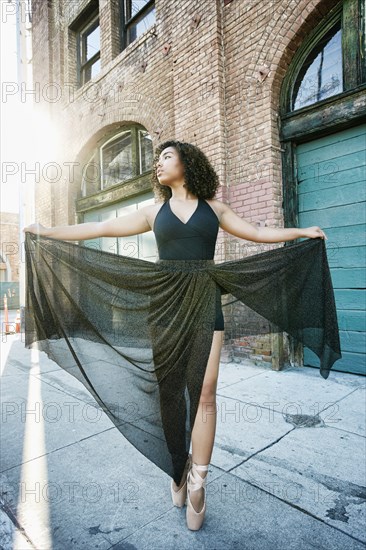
top-left (0, 212), bottom-right (20, 310)
top-left (29, 0), bottom-right (366, 375)
top-left (1, 213), bottom-right (20, 283)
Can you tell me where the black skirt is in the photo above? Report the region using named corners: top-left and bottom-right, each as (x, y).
top-left (24, 233), bottom-right (341, 486)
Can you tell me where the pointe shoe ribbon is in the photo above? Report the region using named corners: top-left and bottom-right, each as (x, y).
top-left (186, 462), bottom-right (209, 530)
top-left (170, 453), bottom-right (192, 507)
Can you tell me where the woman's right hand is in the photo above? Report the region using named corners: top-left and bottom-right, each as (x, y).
top-left (23, 222), bottom-right (49, 236)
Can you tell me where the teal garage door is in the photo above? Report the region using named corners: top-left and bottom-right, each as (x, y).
top-left (296, 123), bottom-right (366, 375)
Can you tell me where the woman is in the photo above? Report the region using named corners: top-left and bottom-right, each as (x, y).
top-left (24, 140), bottom-right (336, 531)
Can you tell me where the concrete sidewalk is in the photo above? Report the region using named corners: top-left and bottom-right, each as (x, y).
top-left (1, 330), bottom-right (365, 550)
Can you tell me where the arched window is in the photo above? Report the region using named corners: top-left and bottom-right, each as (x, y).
top-left (76, 124), bottom-right (155, 261)
top-left (282, 0), bottom-right (365, 114)
top-left (292, 20), bottom-right (343, 110)
top-left (81, 125), bottom-right (153, 197)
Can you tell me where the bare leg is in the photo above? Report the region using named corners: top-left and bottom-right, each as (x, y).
top-left (189, 330), bottom-right (224, 511)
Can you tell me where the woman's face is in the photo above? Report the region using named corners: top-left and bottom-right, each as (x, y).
top-left (156, 147), bottom-right (184, 186)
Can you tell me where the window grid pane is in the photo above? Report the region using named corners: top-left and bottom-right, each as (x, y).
top-left (81, 18), bottom-right (100, 64)
top-left (79, 14), bottom-right (101, 85)
top-left (139, 130), bottom-right (153, 173)
top-left (127, 5), bottom-right (155, 43)
top-left (81, 55), bottom-right (101, 85)
top-left (81, 128), bottom-right (153, 198)
top-left (101, 132), bottom-right (135, 189)
top-left (81, 156), bottom-right (100, 197)
top-left (292, 21), bottom-right (343, 111)
top-left (85, 22), bottom-right (100, 61)
top-left (128, 0), bottom-right (151, 21)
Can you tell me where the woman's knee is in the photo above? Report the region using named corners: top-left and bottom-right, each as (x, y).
top-left (199, 330), bottom-right (223, 402)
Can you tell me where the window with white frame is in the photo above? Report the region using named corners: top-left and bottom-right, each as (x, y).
top-left (289, 0), bottom-right (366, 112)
top-left (119, 0), bottom-right (156, 51)
top-left (77, 9), bottom-right (101, 87)
top-left (292, 20), bottom-right (343, 111)
top-left (82, 193), bottom-right (157, 261)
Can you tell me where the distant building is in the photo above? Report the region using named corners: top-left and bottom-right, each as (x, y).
top-left (11, 0), bottom-right (33, 314)
top-left (0, 212), bottom-right (20, 309)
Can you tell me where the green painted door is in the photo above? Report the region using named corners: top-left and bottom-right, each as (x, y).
top-left (296, 123), bottom-right (366, 375)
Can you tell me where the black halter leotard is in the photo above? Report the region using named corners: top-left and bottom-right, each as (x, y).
top-left (153, 197), bottom-right (224, 330)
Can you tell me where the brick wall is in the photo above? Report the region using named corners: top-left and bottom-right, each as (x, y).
top-left (29, 0), bottom-right (339, 365)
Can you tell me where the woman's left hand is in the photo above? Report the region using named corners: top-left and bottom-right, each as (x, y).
top-left (302, 226), bottom-right (328, 240)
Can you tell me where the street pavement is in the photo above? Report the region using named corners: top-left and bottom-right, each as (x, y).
top-left (1, 312), bottom-right (365, 550)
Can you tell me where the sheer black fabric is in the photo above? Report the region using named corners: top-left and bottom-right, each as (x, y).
top-left (24, 232), bottom-right (341, 485)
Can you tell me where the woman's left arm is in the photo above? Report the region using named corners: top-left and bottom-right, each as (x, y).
top-left (218, 202), bottom-right (327, 243)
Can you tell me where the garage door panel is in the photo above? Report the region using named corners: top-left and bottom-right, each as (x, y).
top-left (298, 124), bottom-right (366, 158)
top-left (338, 310), bottom-right (366, 332)
top-left (306, 328), bottom-right (366, 371)
top-left (304, 348), bottom-right (365, 374)
top-left (299, 202), bottom-right (365, 227)
top-left (337, 329), bottom-right (366, 354)
top-left (298, 137), bottom-right (365, 169)
top-left (334, 290), bottom-right (366, 310)
top-left (312, 224), bottom-right (366, 248)
top-left (331, 268), bottom-right (365, 288)
top-left (296, 123), bottom-right (365, 375)
top-left (325, 246), bottom-right (365, 269)
top-left (298, 181), bottom-right (366, 211)
top-left (298, 153), bottom-right (366, 190)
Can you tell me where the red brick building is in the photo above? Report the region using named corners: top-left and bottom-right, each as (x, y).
top-left (29, 0), bottom-right (366, 375)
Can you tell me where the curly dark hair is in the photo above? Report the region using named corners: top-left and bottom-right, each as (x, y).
top-left (151, 140), bottom-right (221, 201)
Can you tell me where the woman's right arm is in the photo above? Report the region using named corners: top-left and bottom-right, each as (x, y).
top-left (23, 207), bottom-right (152, 240)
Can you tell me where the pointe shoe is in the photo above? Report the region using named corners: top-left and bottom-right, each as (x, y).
top-left (186, 461), bottom-right (209, 530)
top-left (170, 453), bottom-right (192, 507)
